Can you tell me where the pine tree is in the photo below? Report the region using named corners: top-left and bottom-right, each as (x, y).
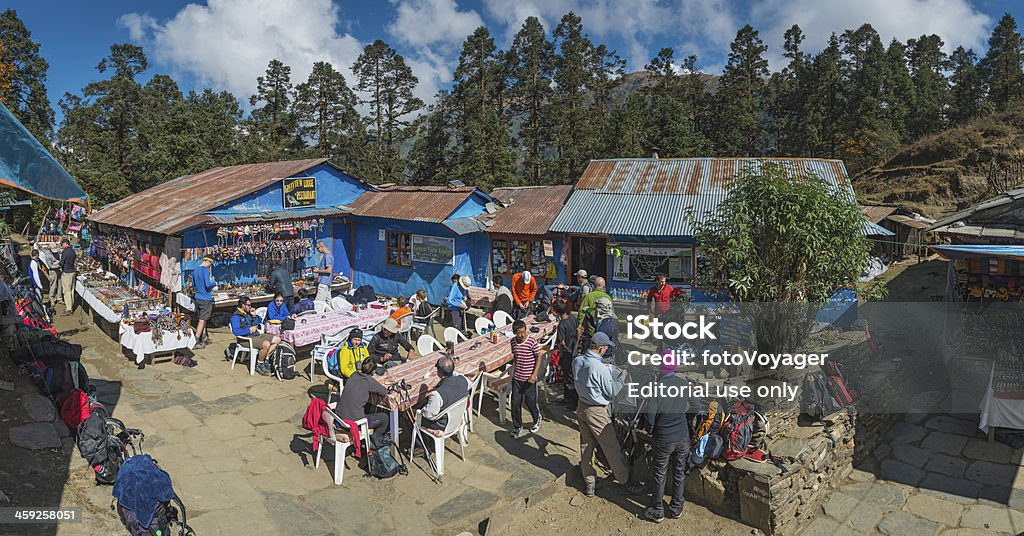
top-left (507, 17), bottom-right (554, 184)
top-left (587, 43), bottom-right (625, 158)
top-left (906, 34), bottom-right (949, 138)
top-left (294, 61), bottom-right (364, 168)
top-left (772, 25), bottom-right (810, 155)
top-left (352, 40), bottom-right (423, 182)
top-left (643, 49), bottom-right (709, 157)
top-left (0, 9), bottom-right (53, 143)
top-left (979, 13), bottom-right (1024, 109)
top-left (137, 74), bottom-right (188, 191)
top-left (550, 13), bottom-right (594, 181)
top-left (408, 91), bottom-right (454, 185)
top-left (882, 39), bottom-right (915, 141)
top-left (451, 26), bottom-right (514, 189)
top-left (712, 25), bottom-right (769, 156)
top-left (841, 24), bottom-right (887, 136)
top-left (948, 46), bottom-right (984, 123)
top-left (182, 89), bottom-right (245, 172)
top-left (605, 93), bottom-right (649, 157)
top-left (801, 35), bottom-right (845, 158)
top-left (248, 59), bottom-right (297, 159)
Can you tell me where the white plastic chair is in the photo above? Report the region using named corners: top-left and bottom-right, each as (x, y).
top-left (231, 336), bottom-right (259, 375)
top-left (254, 306), bottom-right (267, 322)
top-left (314, 300), bottom-right (328, 313)
top-left (444, 326), bottom-right (468, 344)
top-left (466, 373), bottom-right (483, 433)
top-left (409, 396), bottom-right (469, 478)
top-left (493, 310), bottom-right (513, 328)
top-left (417, 334), bottom-right (442, 356)
top-left (395, 313), bottom-right (414, 334)
top-left (476, 368), bottom-right (513, 424)
top-left (331, 296), bottom-right (352, 311)
top-left (310, 327), bottom-right (354, 383)
top-left (411, 305), bottom-right (440, 339)
top-left (474, 317), bottom-right (495, 336)
top-left (315, 407), bottom-right (370, 484)
top-left (320, 353), bottom-right (345, 406)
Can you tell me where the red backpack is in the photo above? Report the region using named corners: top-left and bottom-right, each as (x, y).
top-left (720, 401), bottom-right (756, 461)
top-left (60, 388), bottom-right (98, 429)
top-left (824, 360), bottom-right (858, 406)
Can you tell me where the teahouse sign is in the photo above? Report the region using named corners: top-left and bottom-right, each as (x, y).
top-left (282, 177), bottom-right (316, 209)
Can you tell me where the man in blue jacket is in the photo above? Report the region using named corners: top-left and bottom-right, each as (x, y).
top-left (192, 256), bottom-right (217, 349)
top-left (230, 296), bottom-right (279, 375)
top-left (445, 275), bottom-right (470, 334)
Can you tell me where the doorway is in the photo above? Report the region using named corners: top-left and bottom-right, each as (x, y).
top-left (571, 236), bottom-right (607, 279)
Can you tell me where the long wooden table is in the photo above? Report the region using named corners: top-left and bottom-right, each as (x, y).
top-left (376, 315), bottom-right (557, 444)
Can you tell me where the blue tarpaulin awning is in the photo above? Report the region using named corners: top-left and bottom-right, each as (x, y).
top-left (0, 102), bottom-right (87, 204)
top-left (930, 244), bottom-right (1024, 261)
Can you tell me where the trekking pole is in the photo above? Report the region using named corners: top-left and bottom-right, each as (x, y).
top-left (398, 387), bottom-right (440, 481)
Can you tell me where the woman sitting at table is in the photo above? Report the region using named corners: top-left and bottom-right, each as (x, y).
top-left (330, 328), bottom-right (369, 379)
top-left (293, 288), bottom-right (316, 315)
top-left (265, 293), bottom-right (292, 324)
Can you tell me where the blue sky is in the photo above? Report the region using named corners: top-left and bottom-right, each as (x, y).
top-left (7, 0), bottom-right (1024, 121)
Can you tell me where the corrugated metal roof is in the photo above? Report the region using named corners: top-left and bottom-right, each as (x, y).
top-left (488, 185), bottom-right (573, 235)
top-left (552, 158), bottom-right (854, 236)
top-left (861, 204), bottom-right (899, 223)
top-left (885, 214), bottom-right (932, 229)
top-left (203, 205), bottom-right (352, 225)
top-left (89, 158), bottom-right (331, 234)
top-left (862, 220), bottom-right (895, 236)
top-left (347, 186), bottom-right (478, 222)
top-left (927, 186), bottom-right (1024, 232)
top-left (443, 217), bottom-right (490, 235)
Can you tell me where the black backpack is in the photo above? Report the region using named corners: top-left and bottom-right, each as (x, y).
top-left (76, 405), bottom-right (123, 484)
top-left (350, 285), bottom-right (376, 305)
top-left (368, 443), bottom-right (406, 479)
top-left (272, 342), bottom-right (298, 381)
top-left (801, 371), bottom-right (842, 417)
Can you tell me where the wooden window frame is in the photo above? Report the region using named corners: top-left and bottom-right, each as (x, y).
top-left (491, 236), bottom-right (545, 279)
top-left (386, 231), bottom-right (412, 268)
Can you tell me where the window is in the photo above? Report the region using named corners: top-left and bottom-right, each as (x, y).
top-left (386, 231), bottom-right (412, 267)
top-left (491, 237), bottom-right (546, 278)
top-left (612, 245), bottom-right (693, 283)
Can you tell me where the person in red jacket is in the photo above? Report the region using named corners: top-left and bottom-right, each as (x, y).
top-left (647, 274), bottom-right (674, 316)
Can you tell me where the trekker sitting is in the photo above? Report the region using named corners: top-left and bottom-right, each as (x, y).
top-left (416, 356), bottom-right (470, 437)
top-left (265, 293), bottom-right (292, 323)
top-left (510, 270), bottom-right (537, 320)
top-left (409, 289), bottom-right (431, 318)
top-left (331, 328), bottom-right (369, 379)
top-left (641, 357), bottom-right (693, 523)
top-left (293, 288), bottom-right (316, 315)
top-left (573, 332), bottom-right (644, 497)
top-left (231, 296), bottom-right (280, 376)
top-left (390, 296), bottom-right (414, 329)
top-left (336, 357), bottom-right (390, 447)
top-left (445, 275), bottom-right (470, 334)
top-left (268, 262), bottom-right (296, 312)
top-left (490, 275), bottom-right (513, 319)
top-left (367, 317), bottom-right (415, 369)
top-left (509, 320), bottom-right (543, 438)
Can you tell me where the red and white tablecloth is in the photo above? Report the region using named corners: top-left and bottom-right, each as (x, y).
top-left (279, 306), bottom-right (391, 347)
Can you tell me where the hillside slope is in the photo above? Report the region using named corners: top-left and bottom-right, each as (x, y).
top-left (853, 106), bottom-right (1024, 218)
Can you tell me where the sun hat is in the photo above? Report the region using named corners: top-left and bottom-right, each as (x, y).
top-left (382, 317), bottom-right (399, 332)
top-left (458, 275), bottom-right (472, 289)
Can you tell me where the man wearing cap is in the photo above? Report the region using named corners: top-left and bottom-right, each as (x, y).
top-left (192, 256), bottom-right (217, 349)
top-left (641, 354), bottom-right (693, 523)
top-left (445, 275), bottom-right (470, 334)
top-left (58, 239), bottom-right (77, 315)
top-left (314, 241), bottom-right (334, 310)
top-left (334, 328), bottom-right (369, 378)
top-left (510, 270), bottom-right (537, 320)
top-left (573, 331), bottom-right (644, 497)
top-left (577, 276), bottom-right (613, 342)
top-left (367, 316), bottom-right (416, 367)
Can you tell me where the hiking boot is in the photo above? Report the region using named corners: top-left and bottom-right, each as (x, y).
top-left (624, 480), bottom-right (646, 495)
top-left (666, 508), bottom-right (683, 519)
top-left (529, 420), bottom-right (542, 433)
top-left (643, 507), bottom-right (664, 523)
top-left (256, 362), bottom-right (271, 376)
top-left (511, 428), bottom-right (522, 439)
top-left (193, 340), bottom-right (207, 350)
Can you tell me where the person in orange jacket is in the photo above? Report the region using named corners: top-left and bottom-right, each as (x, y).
top-left (511, 270), bottom-right (537, 319)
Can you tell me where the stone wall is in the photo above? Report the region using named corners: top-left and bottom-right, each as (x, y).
top-left (683, 330), bottom-right (902, 535)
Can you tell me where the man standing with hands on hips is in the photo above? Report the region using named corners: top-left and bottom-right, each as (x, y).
top-left (314, 241), bottom-right (334, 310)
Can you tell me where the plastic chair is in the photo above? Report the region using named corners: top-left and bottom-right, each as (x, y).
top-left (476, 368), bottom-right (513, 424)
top-left (254, 306), bottom-right (267, 322)
top-left (444, 327), bottom-right (468, 345)
top-left (310, 327), bottom-right (354, 383)
top-left (331, 296), bottom-right (352, 311)
top-left (411, 306), bottom-right (440, 339)
top-left (474, 317), bottom-right (495, 336)
top-left (319, 353), bottom-right (345, 406)
top-left (466, 373), bottom-right (483, 433)
top-left (417, 334), bottom-right (443, 356)
top-left (409, 395), bottom-right (469, 478)
top-left (314, 300), bottom-right (328, 313)
top-left (493, 310), bottom-right (513, 328)
top-left (315, 407), bottom-right (370, 484)
top-left (395, 313), bottom-right (414, 334)
top-left (231, 336), bottom-right (259, 375)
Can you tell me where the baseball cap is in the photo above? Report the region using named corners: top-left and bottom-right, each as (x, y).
top-left (576, 269), bottom-right (588, 278)
top-left (590, 332), bottom-right (614, 347)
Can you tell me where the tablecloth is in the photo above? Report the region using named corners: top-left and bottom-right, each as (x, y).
top-left (980, 364), bottom-right (1024, 433)
top-left (176, 279), bottom-right (353, 312)
top-left (118, 321), bottom-right (196, 364)
top-left (76, 281), bottom-right (121, 324)
top-left (280, 306), bottom-right (391, 347)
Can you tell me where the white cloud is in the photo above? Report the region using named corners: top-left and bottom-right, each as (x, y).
top-left (118, 0), bottom-right (363, 102)
top-left (387, 0), bottom-right (484, 49)
top-left (750, 0), bottom-right (992, 69)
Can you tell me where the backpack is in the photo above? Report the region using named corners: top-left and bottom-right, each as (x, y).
top-left (272, 342), bottom-right (298, 381)
top-left (76, 405), bottom-right (125, 484)
top-left (690, 399), bottom-right (726, 446)
top-left (823, 359), bottom-right (858, 406)
top-left (325, 348), bottom-right (340, 376)
top-left (800, 371), bottom-right (841, 417)
top-left (689, 433), bottom-right (724, 470)
top-left (114, 455), bottom-right (192, 536)
top-left (42, 360), bottom-right (89, 405)
top-left (60, 388), bottom-right (98, 429)
top-left (720, 401), bottom-right (757, 461)
top-left (750, 410), bottom-right (770, 451)
top-left (545, 349), bottom-right (564, 384)
top-left (350, 285), bottom-right (376, 305)
top-left (368, 445), bottom-right (406, 479)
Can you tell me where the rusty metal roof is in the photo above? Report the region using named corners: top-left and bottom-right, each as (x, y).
top-left (88, 158), bottom-right (331, 234)
top-left (488, 185), bottom-right (573, 235)
top-left (347, 185), bottom-right (479, 223)
top-left (861, 205), bottom-right (899, 223)
top-left (552, 158), bottom-right (854, 236)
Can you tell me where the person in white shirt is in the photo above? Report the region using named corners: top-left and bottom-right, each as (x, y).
top-left (27, 249), bottom-right (45, 301)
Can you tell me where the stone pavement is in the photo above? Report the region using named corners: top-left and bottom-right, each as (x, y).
top-left (48, 323), bottom-right (585, 536)
top-left (802, 413), bottom-right (1024, 536)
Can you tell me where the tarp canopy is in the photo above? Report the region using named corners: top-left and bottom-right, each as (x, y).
top-left (930, 244), bottom-right (1024, 261)
top-left (0, 102), bottom-right (87, 204)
